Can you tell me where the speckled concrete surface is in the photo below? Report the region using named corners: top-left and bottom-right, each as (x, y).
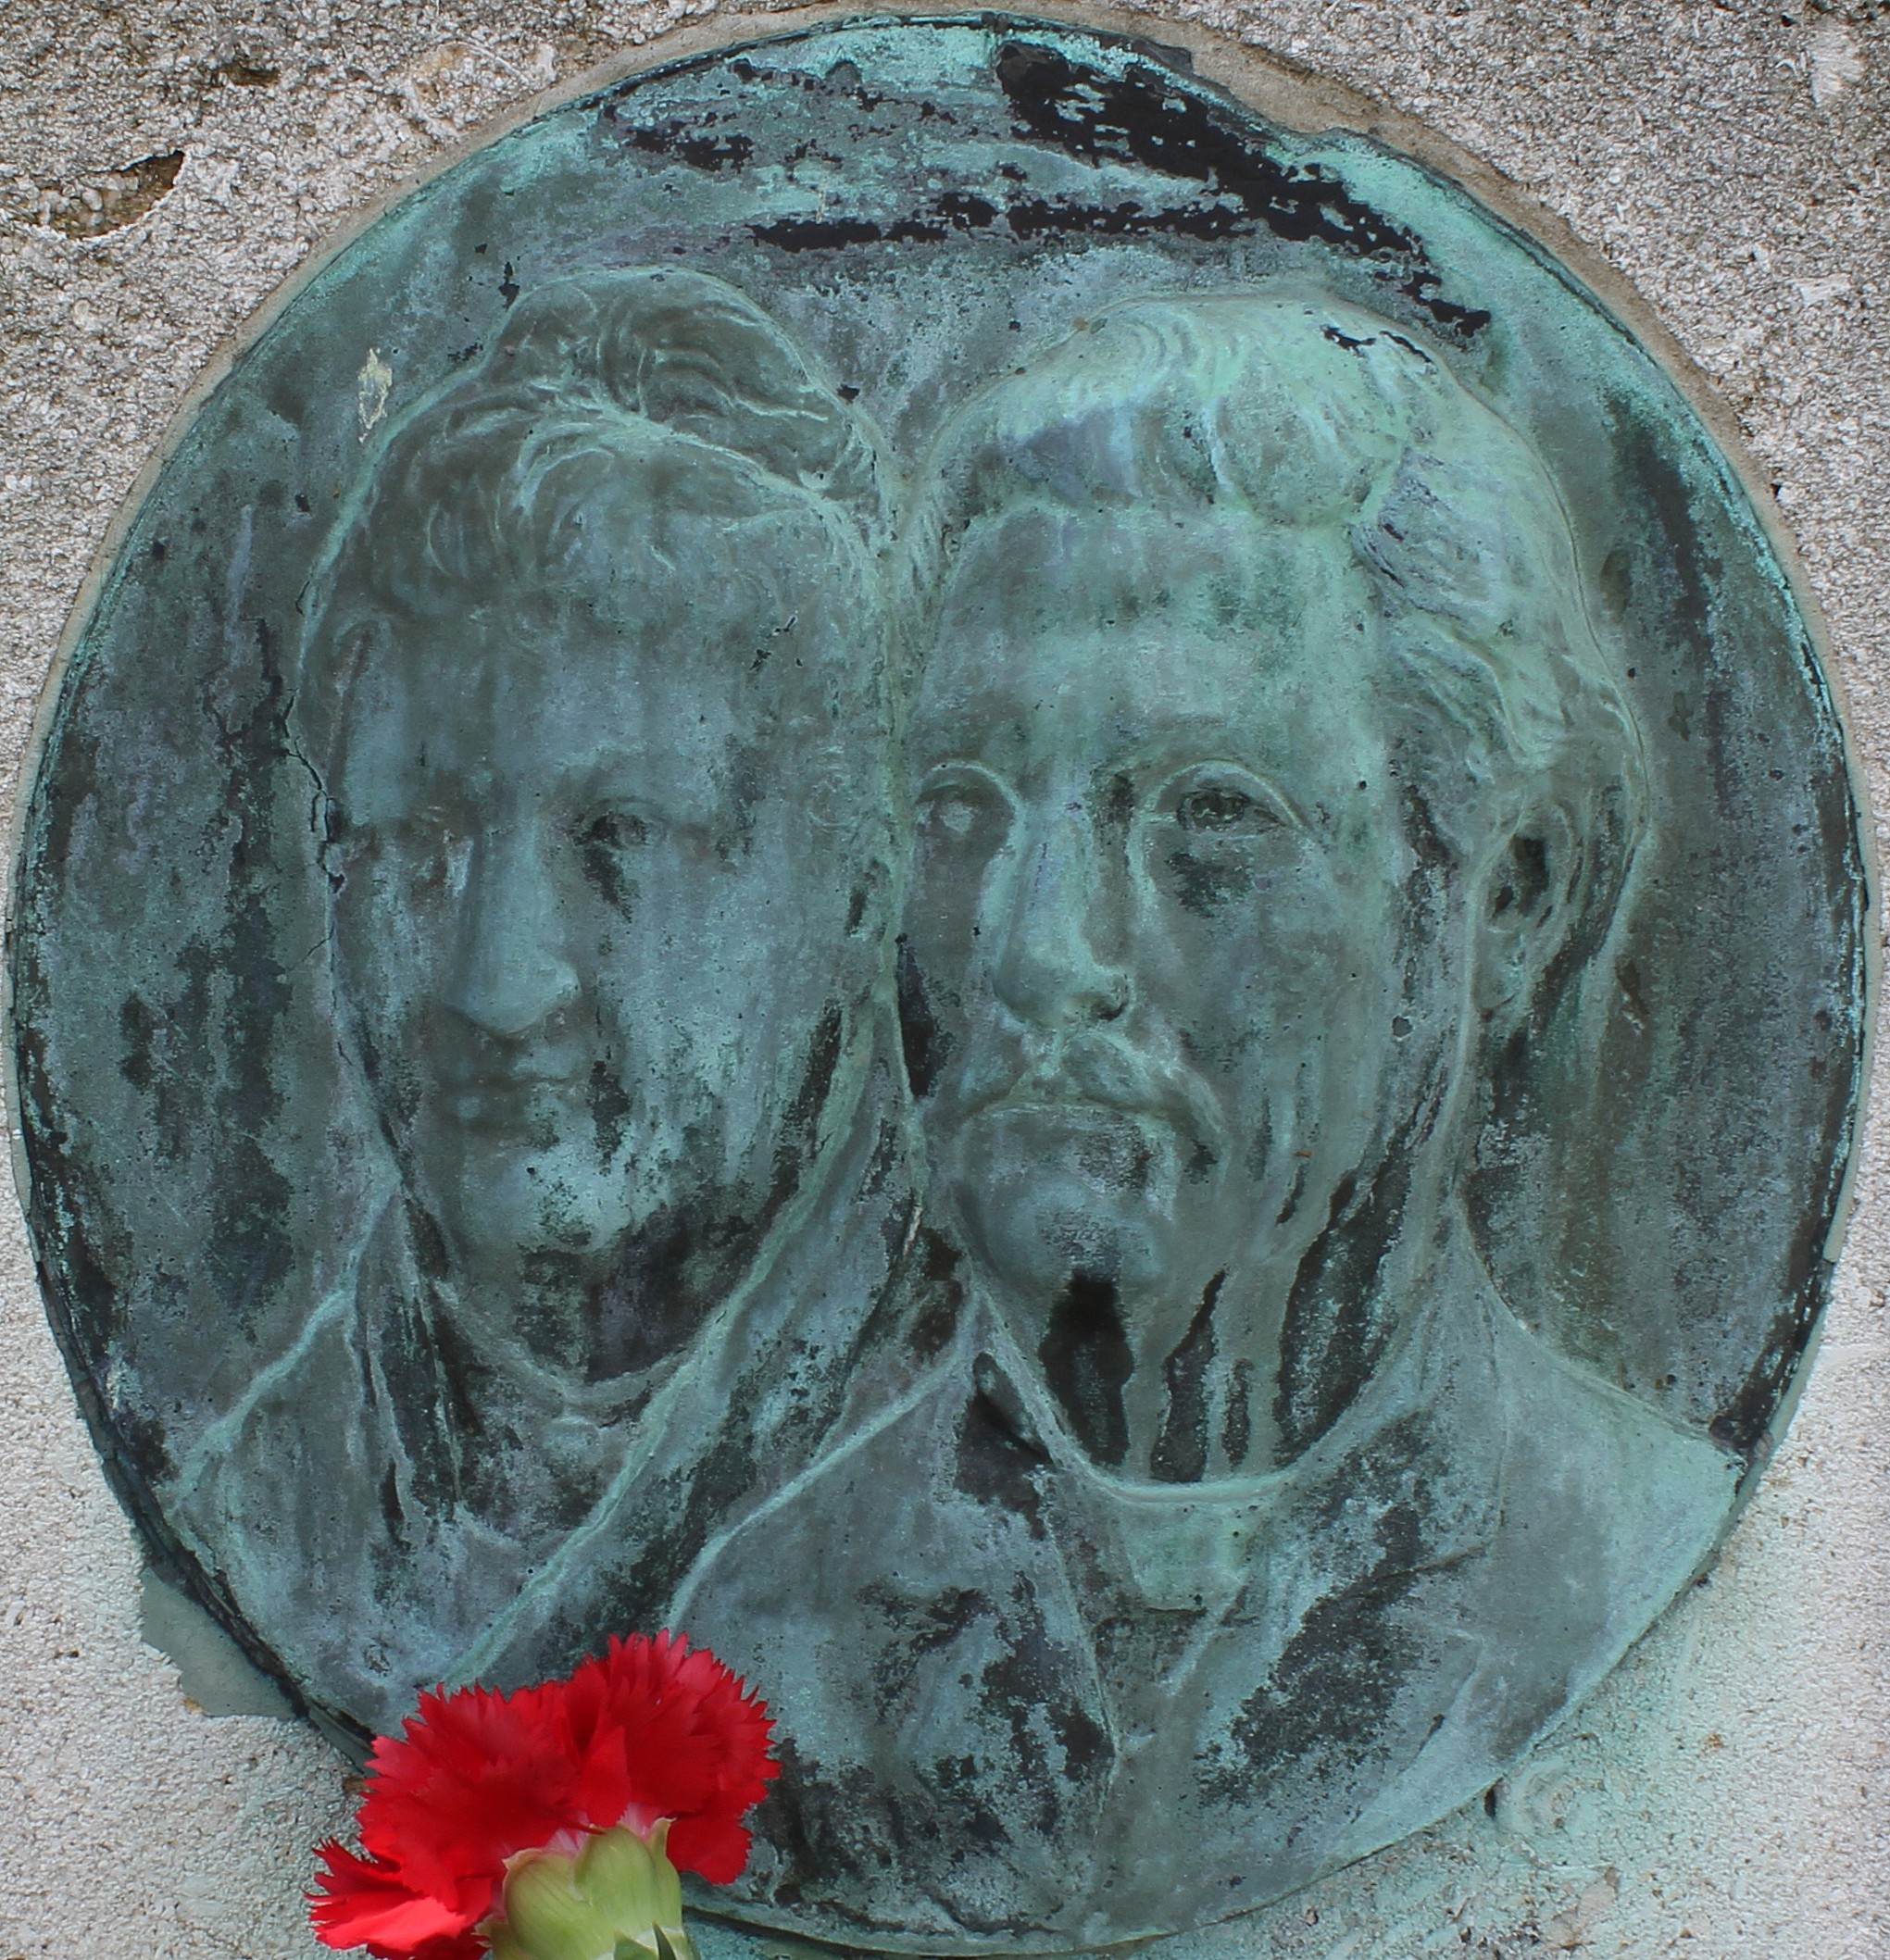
top-left (2, 3), bottom-right (1888, 1955)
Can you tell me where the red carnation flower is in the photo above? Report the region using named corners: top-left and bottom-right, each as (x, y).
top-left (310, 1632), bottom-right (777, 1960)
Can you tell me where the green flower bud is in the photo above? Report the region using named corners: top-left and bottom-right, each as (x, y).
top-left (493, 1849), bottom-right (619, 1960)
top-left (579, 1825), bottom-right (692, 1960)
top-left (488, 1826), bottom-right (696, 1960)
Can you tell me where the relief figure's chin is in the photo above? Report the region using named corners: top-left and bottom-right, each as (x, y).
top-left (390, 1116), bottom-right (637, 1280)
top-left (936, 1102), bottom-right (1233, 1316)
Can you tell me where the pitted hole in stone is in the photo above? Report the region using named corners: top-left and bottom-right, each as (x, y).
top-left (213, 57), bottom-right (282, 87)
top-left (47, 152), bottom-right (184, 238)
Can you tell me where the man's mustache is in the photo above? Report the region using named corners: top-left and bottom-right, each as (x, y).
top-left (950, 1030), bottom-right (1231, 1163)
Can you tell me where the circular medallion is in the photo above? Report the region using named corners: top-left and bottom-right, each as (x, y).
top-left (8, 12), bottom-right (1871, 1950)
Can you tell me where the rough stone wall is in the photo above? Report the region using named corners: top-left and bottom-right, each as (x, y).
top-left (2, 2), bottom-right (1887, 1955)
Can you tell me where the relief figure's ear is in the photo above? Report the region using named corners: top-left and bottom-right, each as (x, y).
top-left (1471, 791), bottom-right (1624, 1037)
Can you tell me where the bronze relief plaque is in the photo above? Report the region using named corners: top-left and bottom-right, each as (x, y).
top-left (8, 13), bottom-right (1870, 1951)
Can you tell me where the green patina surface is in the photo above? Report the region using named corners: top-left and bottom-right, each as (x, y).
top-left (7, 16), bottom-right (1869, 1954)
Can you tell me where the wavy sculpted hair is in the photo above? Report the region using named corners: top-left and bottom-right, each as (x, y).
top-left (296, 267), bottom-right (894, 824)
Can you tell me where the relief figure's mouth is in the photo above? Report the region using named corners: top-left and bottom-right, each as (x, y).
top-left (958, 1037), bottom-right (1228, 1167)
top-left (434, 1065), bottom-right (593, 1135)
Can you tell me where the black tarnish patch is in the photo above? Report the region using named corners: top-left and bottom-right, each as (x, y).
top-left (751, 191), bottom-right (1000, 252)
top-left (587, 1058), bottom-right (632, 1163)
top-left (991, 41), bottom-right (1491, 338)
top-left (611, 114), bottom-right (755, 171)
top-left (378, 1462), bottom-right (409, 1551)
top-left (199, 618), bottom-right (296, 1339)
top-left (1274, 1090), bottom-right (1433, 1459)
top-left (905, 1228), bottom-right (967, 1363)
top-left (958, 1354), bottom-right (1049, 1523)
top-left (745, 1734), bottom-right (887, 1921)
top-left (1221, 1355), bottom-right (1255, 1467)
top-left (1039, 1273), bottom-right (1133, 1467)
top-left (1164, 844), bottom-right (1247, 916)
top-left (895, 937), bottom-right (952, 1100)
top-left (1205, 1415), bottom-right (1435, 1800)
top-left (1150, 1272), bottom-right (1221, 1481)
top-left (582, 1215), bottom-right (708, 1383)
top-left (976, 1584), bottom-right (1114, 1851)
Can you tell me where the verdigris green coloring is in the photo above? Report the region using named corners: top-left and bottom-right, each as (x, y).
top-left (8, 16), bottom-right (1868, 1954)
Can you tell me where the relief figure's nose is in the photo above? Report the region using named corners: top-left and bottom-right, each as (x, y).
top-left (443, 820), bottom-right (582, 1042)
top-left (989, 800), bottom-right (1130, 1029)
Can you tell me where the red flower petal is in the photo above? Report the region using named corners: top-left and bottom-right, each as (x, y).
top-left (562, 1632), bottom-right (778, 1877)
top-left (311, 1633), bottom-right (777, 1956)
top-left (666, 1813), bottom-right (755, 1887)
top-left (356, 1681), bottom-right (584, 1924)
top-left (310, 1841), bottom-right (470, 1954)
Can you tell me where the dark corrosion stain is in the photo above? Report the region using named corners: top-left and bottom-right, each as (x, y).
top-left (958, 1353), bottom-right (1049, 1523)
top-left (540, 1397), bottom-right (771, 1676)
top-left (770, 1001), bottom-right (845, 1201)
top-left (1212, 1540), bottom-right (1419, 1795)
top-left (1275, 1085), bottom-right (1434, 1460)
top-left (610, 113), bottom-right (755, 172)
top-left (717, 33), bottom-right (1483, 336)
top-left (197, 617), bottom-right (296, 1342)
top-left (1204, 1414), bottom-right (1447, 1803)
top-left (116, 960), bottom-right (210, 1168)
top-left (14, 905), bottom-right (309, 1734)
top-left (1221, 1354), bottom-right (1255, 1467)
top-left (1701, 776), bottom-right (1859, 1458)
top-left (757, 214), bottom-right (894, 252)
top-left (378, 1461), bottom-right (408, 1552)
top-left (993, 41), bottom-right (1489, 338)
top-left (576, 1004), bottom-right (833, 1383)
top-left (976, 1589), bottom-right (1109, 1836)
top-left (742, 1735), bottom-right (890, 1924)
top-left (575, 806), bottom-right (645, 914)
top-left (587, 1057), bottom-right (632, 1162)
top-left (1604, 394), bottom-right (1725, 799)
top-left (907, 1226), bottom-right (967, 1364)
top-left (585, 1215), bottom-right (707, 1380)
top-left (1710, 979), bottom-right (1862, 1459)
top-left (922, 1751), bottom-right (1012, 1854)
top-left (1711, 626), bottom-right (1871, 1455)
top-left (534, 1216), bottom-right (945, 1669)
top-left (895, 937), bottom-right (952, 1100)
top-left (387, 1262), bottom-right (489, 1513)
top-left (1149, 1271), bottom-right (1220, 1482)
top-left (16, 1016), bottom-right (130, 1403)
top-left (751, 191), bottom-right (999, 253)
top-left (1163, 843), bottom-right (1250, 915)
top-left (1039, 1272), bottom-right (1133, 1467)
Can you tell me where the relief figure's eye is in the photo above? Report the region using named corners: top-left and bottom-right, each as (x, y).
top-left (916, 765), bottom-right (1014, 857)
top-left (1161, 766), bottom-right (1293, 843)
top-left (387, 815), bottom-right (472, 904)
top-left (573, 805), bottom-right (653, 911)
top-left (1156, 766), bottom-right (1297, 915)
top-left (1177, 784), bottom-right (1275, 834)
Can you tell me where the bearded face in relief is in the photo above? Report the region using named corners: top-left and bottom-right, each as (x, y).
top-left (899, 292), bottom-right (1646, 1478)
